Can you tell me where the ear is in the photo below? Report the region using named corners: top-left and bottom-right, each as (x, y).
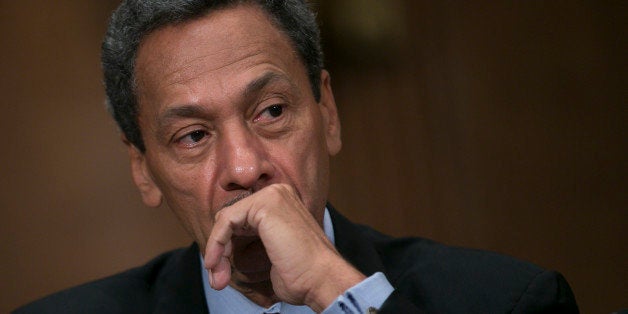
top-left (125, 138), bottom-right (163, 207)
top-left (318, 70), bottom-right (342, 156)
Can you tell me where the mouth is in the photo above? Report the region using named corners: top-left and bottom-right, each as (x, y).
top-left (221, 191), bottom-right (253, 209)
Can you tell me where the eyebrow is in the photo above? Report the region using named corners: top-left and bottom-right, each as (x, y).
top-left (155, 104), bottom-right (211, 141)
top-left (158, 104), bottom-right (210, 127)
top-left (244, 71), bottom-right (297, 99)
top-left (155, 71), bottom-right (298, 137)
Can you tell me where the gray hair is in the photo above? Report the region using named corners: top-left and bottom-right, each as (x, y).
top-left (101, 0), bottom-right (323, 151)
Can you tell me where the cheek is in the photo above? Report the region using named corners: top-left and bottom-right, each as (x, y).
top-left (149, 157), bottom-right (219, 216)
top-left (149, 158), bottom-right (221, 247)
top-left (277, 124), bottom-right (330, 207)
top-left (157, 162), bottom-right (206, 198)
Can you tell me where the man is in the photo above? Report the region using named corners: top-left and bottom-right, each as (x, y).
top-left (15, 0), bottom-right (578, 313)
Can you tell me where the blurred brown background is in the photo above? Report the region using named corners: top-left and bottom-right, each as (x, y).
top-left (1, 0), bottom-right (625, 313)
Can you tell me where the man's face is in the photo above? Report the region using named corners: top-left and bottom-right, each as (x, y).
top-left (130, 4), bottom-right (341, 258)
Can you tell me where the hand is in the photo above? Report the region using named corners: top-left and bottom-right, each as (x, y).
top-left (203, 184), bottom-right (366, 311)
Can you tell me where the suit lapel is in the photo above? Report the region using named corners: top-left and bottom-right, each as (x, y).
top-left (327, 204), bottom-right (387, 277)
top-left (152, 243), bottom-right (210, 314)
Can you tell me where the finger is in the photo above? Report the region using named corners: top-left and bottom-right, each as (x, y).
top-left (204, 233), bottom-right (229, 269)
top-left (205, 240), bottom-right (232, 289)
top-left (204, 207), bottom-right (243, 267)
top-left (210, 256), bottom-right (232, 290)
top-left (204, 204), bottom-right (252, 289)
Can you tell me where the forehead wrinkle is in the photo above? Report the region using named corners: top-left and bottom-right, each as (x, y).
top-left (160, 47), bottom-right (266, 88)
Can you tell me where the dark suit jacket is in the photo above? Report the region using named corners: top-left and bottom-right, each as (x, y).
top-left (15, 206), bottom-right (578, 313)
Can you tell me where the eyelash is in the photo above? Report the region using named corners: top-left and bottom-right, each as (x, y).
top-left (175, 129), bottom-right (209, 147)
top-left (254, 104), bottom-right (285, 122)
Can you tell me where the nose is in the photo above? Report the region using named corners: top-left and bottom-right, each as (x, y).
top-left (216, 123), bottom-right (274, 192)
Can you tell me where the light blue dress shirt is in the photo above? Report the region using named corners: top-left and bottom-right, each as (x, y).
top-left (201, 208), bottom-right (394, 313)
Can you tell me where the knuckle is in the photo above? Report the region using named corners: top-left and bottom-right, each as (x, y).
top-left (253, 207), bottom-right (268, 223)
top-left (214, 209), bottom-right (224, 221)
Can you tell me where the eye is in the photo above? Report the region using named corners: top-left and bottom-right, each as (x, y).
top-left (254, 104), bottom-right (284, 122)
top-left (177, 129), bottom-right (208, 147)
top-left (266, 104), bottom-right (283, 117)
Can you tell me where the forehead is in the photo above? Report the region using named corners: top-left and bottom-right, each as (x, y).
top-left (134, 4), bottom-right (303, 107)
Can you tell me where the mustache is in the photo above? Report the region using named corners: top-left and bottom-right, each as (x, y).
top-left (220, 191), bottom-right (253, 209)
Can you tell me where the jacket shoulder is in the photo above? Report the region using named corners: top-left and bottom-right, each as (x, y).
top-left (13, 247), bottom-right (189, 314)
top-left (365, 228), bottom-right (578, 313)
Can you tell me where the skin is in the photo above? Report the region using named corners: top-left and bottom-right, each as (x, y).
top-left (128, 4), bottom-right (365, 312)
